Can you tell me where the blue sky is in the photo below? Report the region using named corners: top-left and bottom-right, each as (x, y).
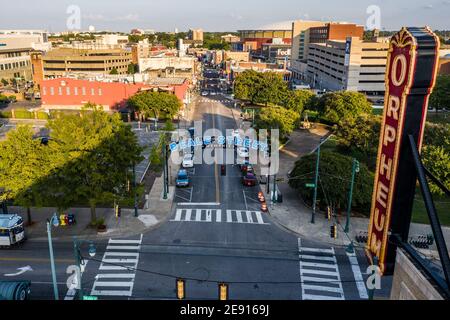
top-left (0, 0), bottom-right (449, 32)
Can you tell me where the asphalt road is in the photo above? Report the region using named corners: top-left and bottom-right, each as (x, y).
top-left (0, 69), bottom-right (371, 300)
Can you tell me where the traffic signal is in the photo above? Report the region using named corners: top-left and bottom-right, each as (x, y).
top-left (330, 225), bottom-right (337, 239)
top-left (219, 283), bottom-right (228, 300)
top-left (176, 279), bottom-right (185, 300)
top-left (327, 207), bottom-right (332, 220)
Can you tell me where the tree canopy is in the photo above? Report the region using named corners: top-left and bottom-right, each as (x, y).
top-left (128, 91), bottom-right (182, 120)
top-left (0, 105), bottom-right (143, 224)
top-left (255, 106), bottom-right (300, 139)
top-left (289, 151), bottom-right (374, 215)
top-left (430, 75), bottom-right (450, 111)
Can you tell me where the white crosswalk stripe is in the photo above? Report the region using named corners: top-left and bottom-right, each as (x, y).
top-left (90, 235), bottom-right (142, 298)
top-left (298, 245), bottom-right (345, 300)
top-left (171, 209), bottom-right (269, 225)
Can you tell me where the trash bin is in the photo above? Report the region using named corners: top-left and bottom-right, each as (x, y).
top-left (0, 281), bottom-right (31, 300)
top-left (59, 214), bottom-right (67, 226)
top-left (67, 214), bottom-right (76, 225)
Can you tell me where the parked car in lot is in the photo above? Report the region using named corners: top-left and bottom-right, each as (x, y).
top-left (201, 91), bottom-right (209, 96)
top-left (176, 169), bottom-right (190, 187)
top-left (242, 173), bottom-right (258, 187)
top-left (237, 147), bottom-right (249, 158)
top-left (182, 154), bottom-right (194, 168)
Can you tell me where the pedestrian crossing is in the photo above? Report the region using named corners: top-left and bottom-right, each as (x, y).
top-left (90, 235), bottom-right (142, 298)
top-left (299, 245), bottom-right (345, 300)
top-left (171, 209), bottom-right (269, 225)
top-left (198, 99), bottom-right (233, 104)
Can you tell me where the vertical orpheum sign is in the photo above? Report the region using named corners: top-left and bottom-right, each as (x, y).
top-left (366, 27), bottom-right (440, 275)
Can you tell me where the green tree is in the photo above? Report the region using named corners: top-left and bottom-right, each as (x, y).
top-left (289, 152), bottom-right (374, 215)
top-left (334, 113), bottom-right (381, 170)
top-left (316, 91), bottom-right (372, 124)
top-left (43, 105), bottom-right (143, 223)
top-left (110, 67), bottom-right (119, 75)
top-left (430, 75), bottom-right (450, 111)
top-left (128, 91), bottom-right (182, 121)
top-left (283, 90), bottom-right (315, 114)
top-left (1, 79), bottom-right (8, 86)
top-left (253, 72), bottom-right (289, 106)
top-left (0, 126), bottom-right (55, 225)
top-left (234, 70), bottom-right (261, 103)
top-left (127, 63), bottom-right (138, 74)
top-left (422, 145), bottom-right (450, 196)
top-left (255, 106), bottom-right (300, 139)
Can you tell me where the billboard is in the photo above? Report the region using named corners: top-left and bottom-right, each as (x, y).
top-left (344, 38), bottom-right (352, 67)
top-left (365, 27), bottom-right (440, 275)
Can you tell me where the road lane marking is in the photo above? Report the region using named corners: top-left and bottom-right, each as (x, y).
top-left (195, 210), bottom-right (202, 222)
top-left (246, 211), bottom-right (254, 224)
top-left (347, 251), bottom-right (369, 299)
top-left (299, 243), bottom-right (345, 300)
top-left (185, 209), bottom-right (192, 221)
top-left (91, 236), bottom-right (142, 298)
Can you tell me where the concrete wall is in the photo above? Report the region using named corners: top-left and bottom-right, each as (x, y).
top-left (390, 249), bottom-right (444, 300)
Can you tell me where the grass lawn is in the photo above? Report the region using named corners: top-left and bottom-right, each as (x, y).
top-left (412, 193), bottom-right (450, 226)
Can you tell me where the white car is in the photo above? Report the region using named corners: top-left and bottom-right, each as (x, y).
top-left (237, 147), bottom-right (249, 158)
top-left (182, 154), bottom-right (194, 168)
top-left (201, 91), bottom-right (209, 96)
top-left (210, 92), bottom-right (217, 96)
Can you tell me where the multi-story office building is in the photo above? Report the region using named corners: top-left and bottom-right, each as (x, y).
top-left (290, 22), bottom-right (365, 81)
top-left (306, 37), bottom-right (390, 96)
top-left (0, 30), bottom-right (51, 81)
top-left (261, 42), bottom-right (292, 64)
top-left (188, 29), bottom-right (204, 42)
top-left (32, 48), bottom-right (132, 83)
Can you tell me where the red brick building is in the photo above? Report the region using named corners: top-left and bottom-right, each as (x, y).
top-left (40, 77), bottom-right (190, 111)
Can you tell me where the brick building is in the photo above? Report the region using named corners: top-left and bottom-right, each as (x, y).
top-left (40, 77), bottom-right (190, 111)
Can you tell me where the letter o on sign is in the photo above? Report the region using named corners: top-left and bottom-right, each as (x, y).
top-left (391, 54), bottom-right (407, 87)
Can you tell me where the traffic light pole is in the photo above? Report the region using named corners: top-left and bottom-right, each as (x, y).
top-left (73, 238), bottom-right (84, 300)
top-left (133, 163), bottom-right (138, 217)
top-left (311, 141), bottom-right (321, 224)
top-left (344, 159), bottom-right (359, 233)
top-left (163, 144), bottom-right (168, 200)
top-left (46, 220), bottom-right (59, 300)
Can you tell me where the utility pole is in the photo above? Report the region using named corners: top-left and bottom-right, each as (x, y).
top-left (272, 174), bottom-right (277, 204)
top-left (344, 159), bottom-right (359, 233)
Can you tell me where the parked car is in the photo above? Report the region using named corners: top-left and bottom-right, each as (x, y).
top-left (242, 173), bottom-right (258, 187)
top-left (182, 154), bottom-right (194, 168)
top-left (176, 169), bottom-right (190, 188)
top-left (237, 147), bottom-right (249, 158)
top-left (201, 91), bottom-right (209, 96)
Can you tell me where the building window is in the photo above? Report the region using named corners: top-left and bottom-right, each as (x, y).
top-left (58, 87), bottom-right (62, 95)
top-left (98, 88), bottom-right (102, 96)
top-left (66, 87), bottom-right (70, 95)
top-left (82, 87), bottom-right (86, 95)
top-left (91, 88), bottom-right (95, 96)
top-left (50, 87), bottom-right (54, 95)
top-left (74, 87), bottom-right (78, 95)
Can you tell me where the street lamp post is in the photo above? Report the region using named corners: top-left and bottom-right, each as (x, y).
top-left (73, 238), bottom-right (96, 300)
top-left (46, 213), bottom-right (60, 300)
top-left (163, 145), bottom-right (168, 200)
top-left (344, 159), bottom-right (360, 233)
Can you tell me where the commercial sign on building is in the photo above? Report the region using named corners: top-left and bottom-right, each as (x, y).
top-left (365, 27), bottom-right (440, 275)
top-left (344, 38), bottom-right (351, 67)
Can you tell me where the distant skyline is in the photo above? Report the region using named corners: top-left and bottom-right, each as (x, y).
top-left (1, 0), bottom-right (449, 32)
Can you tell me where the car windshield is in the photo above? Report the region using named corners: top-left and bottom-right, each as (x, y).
top-left (184, 155), bottom-right (192, 161)
top-left (178, 172), bottom-right (188, 180)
